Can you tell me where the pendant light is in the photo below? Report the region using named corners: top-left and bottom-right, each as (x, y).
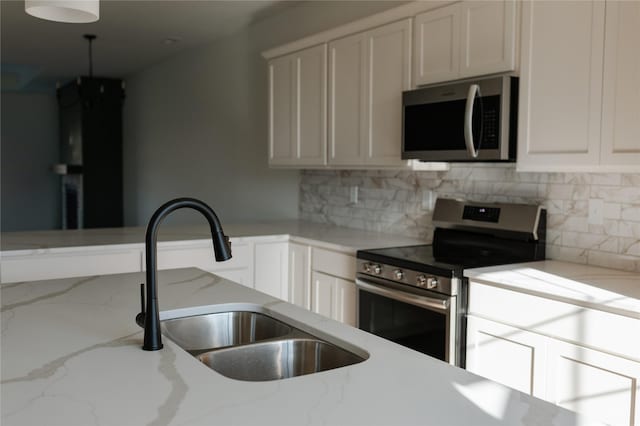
top-left (25, 0), bottom-right (99, 23)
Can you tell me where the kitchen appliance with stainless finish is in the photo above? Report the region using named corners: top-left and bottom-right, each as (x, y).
top-left (356, 198), bottom-right (545, 367)
top-left (402, 75), bottom-right (518, 162)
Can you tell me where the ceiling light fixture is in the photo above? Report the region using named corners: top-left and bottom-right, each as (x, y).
top-left (25, 0), bottom-right (99, 23)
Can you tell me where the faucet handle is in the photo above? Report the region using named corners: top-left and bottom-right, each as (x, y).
top-left (139, 283), bottom-right (145, 314)
top-left (135, 283), bottom-right (146, 327)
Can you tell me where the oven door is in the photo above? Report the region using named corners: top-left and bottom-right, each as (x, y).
top-left (356, 276), bottom-right (457, 365)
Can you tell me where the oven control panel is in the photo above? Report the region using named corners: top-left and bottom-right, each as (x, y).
top-left (357, 260), bottom-right (456, 296)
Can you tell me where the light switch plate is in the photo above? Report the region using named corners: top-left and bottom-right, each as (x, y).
top-left (421, 190), bottom-right (435, 210)
top-left (588, 198), bottom-right (604, 225)
top-left (350, 186), bottom-right (358, 204)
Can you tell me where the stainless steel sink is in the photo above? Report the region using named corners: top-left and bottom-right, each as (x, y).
top-left (160, 311), bottom-right (292, 352)
top-left (160, 310), bottom-right (367, 381)
top-left (197, 338), bottom-right (365, 381)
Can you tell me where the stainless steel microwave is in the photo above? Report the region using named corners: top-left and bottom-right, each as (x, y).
top-left (402, 75), bottom-right (518, 162)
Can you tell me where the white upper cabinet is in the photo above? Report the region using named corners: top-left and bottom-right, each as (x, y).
top-left (413, 4), bottom-right (460, 86)
top-left (414, 1), bottom-right (517, 86)
top-left (459, 1), bottom-right (517, 78)
top-left (329, 19), bottom-right (411, 167)
top-left (600, 1), bottom-right (640, 167)
top-left (328, 32), bottom-right (367, 166)
top-left (517, 0), bottom-right (639, 172)
top-left (517, 1), bottom-right (605, 172)
top-left (268, 44), bottom-right (327, 167)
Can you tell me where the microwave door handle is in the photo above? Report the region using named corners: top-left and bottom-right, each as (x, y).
top-left (464, 84), bottom-right (481, 158)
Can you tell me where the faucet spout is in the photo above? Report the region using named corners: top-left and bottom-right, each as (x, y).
top-left (139, 197), bottom-right (232, 351)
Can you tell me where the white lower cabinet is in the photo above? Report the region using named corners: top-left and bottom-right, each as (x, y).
top-left (333, 275), bottom-right (356, 326)
top-left (311, 271), bottom-right (356, 327)
top-left (546, 339), bottom-right (640, 426)
top-left (311, 271), bottom-right (333, 319)
top-left (157, 239), bottom-right (254, 288)
top-left (466, 315), bottom-right (546, 397)
top-left (253, 240), bottom-right (289, 300)
top-left (310, 247), bottom-right (357, 326)
top-left (0, 248), bottom-right (142, 283)
top-left (1, 236), bottom-right (358, 328)
top-left (467, 281), bottom-right (640, 425)
top-left (288, 242), bottom-right (311, 309)
top-left (213, 269), bottom-right (253, 287)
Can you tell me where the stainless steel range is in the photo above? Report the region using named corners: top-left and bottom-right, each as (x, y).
top-left (356, 198), bottom-right (546, 367)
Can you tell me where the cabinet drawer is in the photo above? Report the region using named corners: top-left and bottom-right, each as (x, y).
top-left (468, 281), bottom-right (640, 361)
top-left (311, 247), bottom-right (355, 280)
top-left (1, 249), bottom-right (142, 283)
top-left (157, 240), bottom-right (251, 272)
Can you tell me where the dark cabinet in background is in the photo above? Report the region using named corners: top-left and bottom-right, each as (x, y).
top-left (56, 77), bottom-right (125, 229)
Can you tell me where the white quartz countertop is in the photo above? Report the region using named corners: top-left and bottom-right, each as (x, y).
top-left (465, 260), bottom-right (640, 319)
top-left (0, 268), bottom-right (591, 426)
top-left (0, 220), bottom-right (427, 254)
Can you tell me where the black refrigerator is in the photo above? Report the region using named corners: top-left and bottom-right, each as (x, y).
top-left (54, 77), bottom-right (125, 229)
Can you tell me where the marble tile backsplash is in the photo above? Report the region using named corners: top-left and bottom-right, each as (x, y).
top-left (299, 165), bottom-right (640, 272)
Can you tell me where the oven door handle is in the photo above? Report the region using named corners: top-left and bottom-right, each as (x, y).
top-left (356, 279), bottom-right (450, 313)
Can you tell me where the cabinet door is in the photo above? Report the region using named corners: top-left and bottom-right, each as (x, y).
top-left (254, 241), bottom-right (288, 300)
top-left (215, 268), bottom-right (253, 288)
top-left (459, 0), bottom-right (517, 78)
top-left (600, 1), bottom-right (640, 169)
top-left (366, 18), bottom-right (412, 166)
top-left (269, 45), bottom-right (327, 167)
top-left (517, 1), bottom-right (605, 172)
top-left (466, 315), bottom-right (547, 398)
top-left (156, 240), bottom-right (253, 287)
top-left (288, 242), bottom-right (310, 309)
top-left (328, 32), bottom-right (367, 165)
top-left (414, 4), bottom-right (461, 85)
top-left (333, 276), bottom-right (356, 327)
top-left (311, 271), bottom-right (334, 319)
top-left (310, 271), bottom-right (356, 326)
top-left (268, 55), bottom-right (295, 165)
top-left (296, 45), bottom-right (328, 166)
top-left (546, 339), bottom-right (640, 426)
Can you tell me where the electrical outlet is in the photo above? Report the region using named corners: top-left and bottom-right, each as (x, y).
top-left (421, 190), bottom-right (435, 210)
top-left (588, 198), bottom-right (604, 225)
top-left (350, 186), bottom-right (359, 204)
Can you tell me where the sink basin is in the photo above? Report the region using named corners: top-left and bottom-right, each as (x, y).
top-left (160, 311), bottom-right (292, 352)
top-left (197, 338), bottom-right (365, 381)
top-left (160, 309), bottom-right (368, 381)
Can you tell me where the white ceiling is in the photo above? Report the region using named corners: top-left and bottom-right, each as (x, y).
top-left (1, 0), bottom-right (292, 91)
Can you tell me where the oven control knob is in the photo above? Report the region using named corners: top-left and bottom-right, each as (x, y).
top-left (373, 264), bottom-right (382, 275)
top-left (363, 263), bottom-right (372, 273)
top-left (427, 277), bottom-right (438, 289)
top-left (393, 269), bottom-right (404, 280)
top-left (416, 275), bottom-right (427, 287)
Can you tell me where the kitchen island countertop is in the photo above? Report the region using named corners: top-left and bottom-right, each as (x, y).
top-left (0, 268), bottom-right (592, 426)
top-left (0, 220), bottom-right (428, 255)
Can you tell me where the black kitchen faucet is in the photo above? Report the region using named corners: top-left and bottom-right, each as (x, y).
top-left (135, 198), bottom-right (232, 351)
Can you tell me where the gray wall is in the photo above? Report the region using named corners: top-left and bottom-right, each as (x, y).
top-left (123, 1), bottom-right (403, 226)
top-left (1, 92), bottom-right (60, 231)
